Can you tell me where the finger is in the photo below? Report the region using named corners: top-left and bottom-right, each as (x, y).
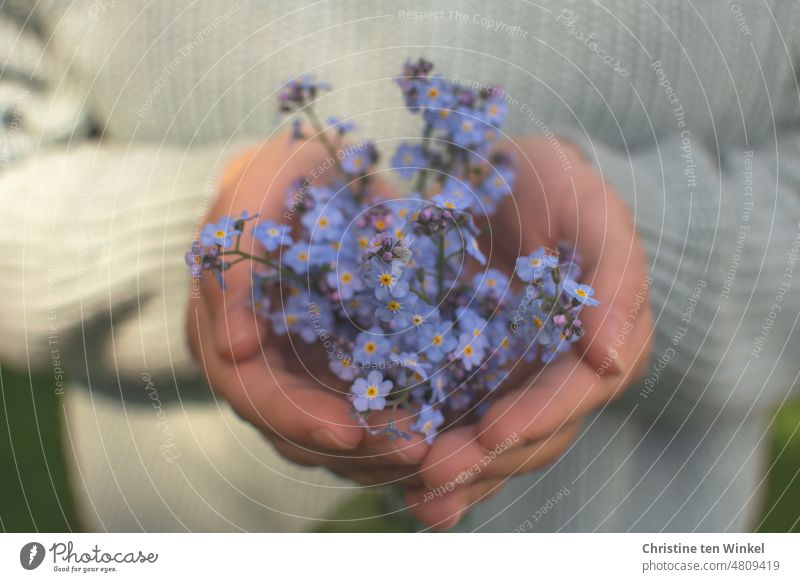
top-left (270, 440), bottom-right (424, 486)
top-left (349, 408), bottom-right (431, 465)
top-left (203, 134), bottom-right (338, 361)
top-left (190, 299), bottom-right (363, 450)
top-left (420, 421), bottom-right (581, 491)
top-left (553, 162), bottom-right (652, 376)
top-left (405, 478), bottom-right (505, 530)
top-left (477, 351), bottom-right (614, 451)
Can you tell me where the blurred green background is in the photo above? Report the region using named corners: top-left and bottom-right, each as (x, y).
top-left (1, 363), bottom-right (799, 532)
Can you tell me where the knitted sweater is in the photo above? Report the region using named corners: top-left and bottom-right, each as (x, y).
top-left (2, 0), bottom-right (799, 531)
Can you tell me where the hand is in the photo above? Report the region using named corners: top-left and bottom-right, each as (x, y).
top-left (404, 135), bottom-right (653, 529)
top-left (186, 132), bottom-right (431, 487)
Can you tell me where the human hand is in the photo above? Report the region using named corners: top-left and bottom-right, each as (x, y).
top-left (404, 135), bottom-right (653, 529)
top-left (186, 132), bottom-right (431, 487)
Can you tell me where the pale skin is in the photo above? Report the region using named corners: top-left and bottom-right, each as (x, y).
top-left (186, 132), bottom-right (653, 529)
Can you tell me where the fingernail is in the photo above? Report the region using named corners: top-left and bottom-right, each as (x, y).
top-left (310, 428), bottom-right (358, 450)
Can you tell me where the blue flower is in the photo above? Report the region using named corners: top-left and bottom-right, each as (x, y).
top-left (423, 106), bottom-right (455, 130)
top-left (391, 143), bottom-right (427, 180)
top-left (330, 355), bottom-right (360, 382)
top-left (301, 206), bottom-right (344, 242)
top-left (283, 243), bottom-right (334, 273)
top-left (411, 405), bottom-right (445, 444)
top-left (201, 216), bottom-right (237, 248)
top-left (482, 96), bottom-right (508, 126)
top-left (515, 248), bottom-right (559, 281)
top-left (428, 370), bottom-right (451, 404)
top-left (450, 108), bottom-right (485, 148)
top-left (456, 307), bottom-right (489, 349)
top-left (456, 333), bottom-right (485, 371)
top-left (325, 263), bottom-right (364, 300)
top-left (253, 220), bottom-right (293, 252)
top-left (418, 75), bottom-right (454, 110)
top-left (374, 286), bottom-right (418, 325)
top-left (419, 321), bottom-right (457, 362)
top-left (350, 371), bottom-right (393, 412)
top-left (407, 304), bottom-right (439, 334)
top-left (353, 327), bottom-right (391, 365)
top-left (341, 144), bottom-right (374, 175)
top-left (563, 279), bottom-right (601, 306)
top-left (482, 165), bottom-right (515, 200)
top-left (363, 259), bottom-right (408, 297)
top-left (473, 268), bottom-right (509, 297)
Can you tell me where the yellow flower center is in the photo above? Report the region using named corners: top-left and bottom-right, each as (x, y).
top-left (285, 314), bottom-right (297, 325)
top-left (422, 421), bottom-right (433, 433)
top-left (576, 289), bottom-right (588, 298)
top-left (297, 251), bottom-right (308, 262)
top-left (464, 344), bottom-right (474, 357)
top-left (318, 217), bottom-right (330, 228)
top-left (533, 316), bottom-right (543, 329)
top-left (432, 335), bottom-right (443, 346)
top-left (214, 229), bottom-right (226, 238)
top-left (379, 273), bottom-right (393, 286)
top-left (387, 300), bottom-right (400, 312)
top-left (412, 315), bottom-right (424, 326)
top-left (341, 272), bottom-right (353, 283)
top-left (486, 278), bottom-right (497, 287)
top-left (366, 386), bottom-right (378, 398)
top-left (267, 228), bottom-right (279, 236)
top-left (374, 219), bottom-right (386, 231)
top-left (501, 337), bottom-right (510, 349)
top-left (443, 201), bottom-right (456, 209)
top-left (428, 87), bottom-right (439, 98)
top-left (364, 342), bottom-right (376, 354)
top-left (358, 236), bottom-right (369, 249)
top-left (529, 258), bottom-right (541, 266)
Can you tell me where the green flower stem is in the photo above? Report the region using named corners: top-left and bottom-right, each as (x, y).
top-left (436, 234), bottom-right (445, 302)
top-left (220, 249), bottom-right (305, 286)
top-left (303, 105), bottom-right (344, 175)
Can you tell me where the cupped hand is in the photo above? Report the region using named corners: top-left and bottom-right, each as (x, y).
top-left (404, 135), bottom-right (654, 529)
top-left (186, 132), bottom-right (431, 488)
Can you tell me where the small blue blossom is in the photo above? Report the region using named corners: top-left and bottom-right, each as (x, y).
top-left (341, 144), bottom-right (375, 175)
top-left (450, 108), bottom-right (485, 148)
top-left (253, 220), bottom-right (293, 251)
top-left (411, 405), bottom-right (445, 444)
top-left (563, 279), bottom-right (601, 306)
top-left (456, 333), bottom-right (486, 371)
top-left (353, 327), bottom-right (391, 365)
top-left (374, 286), bottom-right (418, 325)
top-left (419, 322), bottom-right (457, 362)
top-left (391, 143), bottom-right (428, 180)
top-left (330, 354), bottom-right (360, 382)
top-left (363, 259), bottom-right (408, 297)
top-left (302, 206), bottom-right (344, 242)
top-left (418, 75), bottom-right (454, 110)
top-left (482, 96), bottom-right (508, 126)
top-left (515, 248), bottom-right (559, 281)
top-left (201, 216), bottom-right (237, 248)
top-left (473, 268), bottom-right (509, 297)
top-left (350, 371), bottom-right (393, 412)
top-left (326, 263), bottom-right (364, 300)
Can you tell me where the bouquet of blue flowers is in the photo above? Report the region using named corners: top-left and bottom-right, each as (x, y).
top-left (187, 58), bottom-right (599, 443)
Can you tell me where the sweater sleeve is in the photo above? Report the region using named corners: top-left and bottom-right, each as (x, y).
top-left (0, 6), bottom-right (244, 390)
top-left (566, 127), bottom-right (800, 419)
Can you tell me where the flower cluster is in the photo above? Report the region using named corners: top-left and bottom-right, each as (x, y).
top-left (187, 59), bottom-right (598, 443)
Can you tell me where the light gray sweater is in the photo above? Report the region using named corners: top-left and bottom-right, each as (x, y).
top-left (2, 0), bottom-right (799, 531)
